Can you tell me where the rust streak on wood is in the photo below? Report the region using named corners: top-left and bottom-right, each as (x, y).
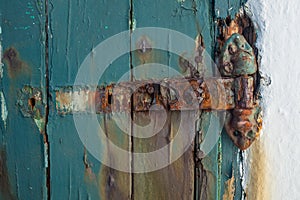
top-left (3, 47), bottom-right (31, 79)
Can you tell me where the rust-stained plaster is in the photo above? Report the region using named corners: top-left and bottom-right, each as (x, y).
top-left (245, 140), bottom-right (270, 200)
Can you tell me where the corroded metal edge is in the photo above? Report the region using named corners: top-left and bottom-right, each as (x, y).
top-left (54, 76), bottom-right (254, 114)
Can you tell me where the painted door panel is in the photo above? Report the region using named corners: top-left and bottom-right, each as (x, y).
top-left (0, 0), bottom-right (248, 199)
top-left (0, 1), bottom-right (47, 199)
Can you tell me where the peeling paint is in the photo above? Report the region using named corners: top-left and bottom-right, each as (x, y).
top-left (0, 26), bottom-right (4, 79)
top-left (239, 150), bottom-right (247, 200)
top-left (222, 174), bottom-right (235, 200)
top-left (0, 92), bottom-right (8, 129)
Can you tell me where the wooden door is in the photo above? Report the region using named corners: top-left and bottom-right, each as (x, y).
top-left (0, 0), bottom-right (256, 199)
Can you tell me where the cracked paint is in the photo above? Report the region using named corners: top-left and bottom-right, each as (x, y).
top-left (0, 27), bottom-right (7, 129)
top-left (0, 26), bottom-right (3, 78)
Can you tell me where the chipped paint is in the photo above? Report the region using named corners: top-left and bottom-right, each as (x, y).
top-left (129, 16), bottom-right (136, 31)
top-left (240, 150), bottom-right (248, 200)
top-left (55, 87), bottom-right (97, 114)
top-left (0, 27), bottom-right (6, 129)
top-left (0, 92), bottom-right (8, 129)
top-left (222, 174), bottom-right (235, 200)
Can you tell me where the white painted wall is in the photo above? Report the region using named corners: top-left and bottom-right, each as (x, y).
top-left (247, 0), bottom-right (300, 199)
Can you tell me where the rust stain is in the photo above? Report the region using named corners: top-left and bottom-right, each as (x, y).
top-left (3, 47), bottom-right (31, 78)
top-left (222, 174), bottom-right (235, 200)
top-left (0, 148), bottom-right (16, 200)
top-left (246, 141), bottom-right (270, 200)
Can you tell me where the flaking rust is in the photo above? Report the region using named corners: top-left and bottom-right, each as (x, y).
top-left (217, 12), bottom-right (262, 150)
top-left (17, 86), bottom-right (45, 133)
top-left (55, 77), bottom-right (241, 115)
top-left (53, 13), bottom-right (262, 150)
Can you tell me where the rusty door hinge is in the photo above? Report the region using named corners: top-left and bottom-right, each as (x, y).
top-left (18, 33), bottom-right (261, 150)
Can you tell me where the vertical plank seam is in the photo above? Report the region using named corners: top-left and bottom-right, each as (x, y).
top-left (211, 0), bottom-right (224, 199)
top-left (129, 0), bottom-right (134, 199)
top-left (44, 0), bottom-right (51, 199)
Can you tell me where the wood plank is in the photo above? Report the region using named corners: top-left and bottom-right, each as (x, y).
top-left (214, 0), bottom-right (249, 199)
top-left (0, 0), bottom-right (47, 199)
top-left (48, 0), bottom-right (131, 199)
top-left (132, 111), bottom-right (195, 200)
top-left (131, 0), bottom-right (214, 199)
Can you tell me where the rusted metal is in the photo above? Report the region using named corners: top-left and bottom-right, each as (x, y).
top-left (225, 107), bottom-right (262, 150)
top-left (234, 76), bottom-right (254, 109)
top-left (200, 78), bottom-right (235, 110)
top-left (54, 76), bottom-right (255, 114)
top-left (216, 16), bottom-right (262, 150)
top-left (31, 31), bottom-right (261, 151)
top-left (219, 33), bottom-right (257, 77)
top-left (17, 86), bottom-right (45, 133)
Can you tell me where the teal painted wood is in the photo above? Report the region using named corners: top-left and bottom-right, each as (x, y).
top-left (0, 0), bottom-right (252, 199)
top-left (131, 0), bottom-right (216, 199)
top-left (215, 0), bottom-right (247, 18)
top-left (0, 0), bottom-right (47, 199)
top-left (48, 0), bottom-right (131, 199)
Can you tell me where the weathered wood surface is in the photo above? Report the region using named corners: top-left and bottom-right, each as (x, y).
top-left (0, 0), bottom-right (47, 199)
top-left (48, 0), bottom-right (131, 199)
top-left (131, 1), bottom-right (209, 199)
top-left (0, 0), bottom-right (251, 199)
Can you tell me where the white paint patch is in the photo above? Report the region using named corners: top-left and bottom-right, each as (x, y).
top-left (0, 92), bottom-right (8, 129)
top-left (247, 0), bottom-right (300, 199)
